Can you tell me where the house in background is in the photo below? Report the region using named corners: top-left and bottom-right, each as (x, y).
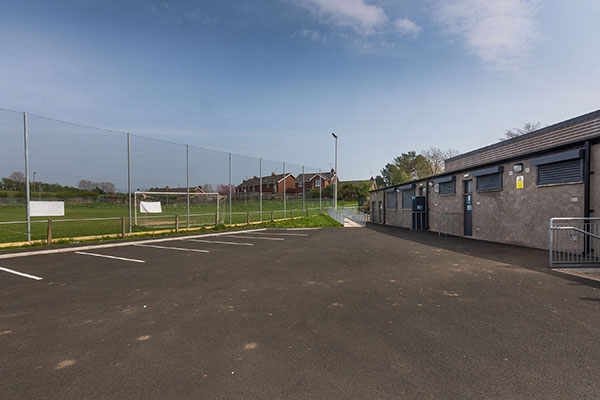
top-left (294, 169), bottom-right (337, 193)
top-left (236, 172), bottom-right (296, 195)
top-left (149, 185), bottom-right (206, 193)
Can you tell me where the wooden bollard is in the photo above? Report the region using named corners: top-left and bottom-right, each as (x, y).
top-left (291, 210), bottom-right (294, 220)
top-left (121, 216), bottom-right (126, 238)
top-left (175, 214), bottom-right (179, 233)
top-left (305, 209), bottom-right (308, 217)
top-left (215, 211), bottom-right (219, 227)
top-left (246, 211), bottom-right (250, 225)
top-left (47, 218), bottom-right (52, 245)
top-left (271, 211), bottom-right (274, 222)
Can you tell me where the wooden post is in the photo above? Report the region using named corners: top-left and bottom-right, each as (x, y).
top-left (305, 209), bottom-right (308, 217)
top-left (271, 210), bottom-right (274, 222)
top-left (121, 216), bottom-right (126, 238)
top-left (47, 218), bottom-right (52, 245)
top-left (246, 211), bottom-right (250, 225)
top-left (291, 210), bottom-right (294, 220)
top-left (175, 214), bottom-right (179, 233)
top-left (215, 211), bottom-right (219, 227)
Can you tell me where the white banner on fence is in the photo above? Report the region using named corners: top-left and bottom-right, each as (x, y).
top-left (30, 201), bottom-right (65, 217)
top-left (140, 201), bottom-right (162, 213)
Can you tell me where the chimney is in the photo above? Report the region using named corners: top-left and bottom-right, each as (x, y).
top-left (253, 176), bottom-right (257, 179)
top-left (271, 172), bottom-right (276, 176)
top-left (330, 168), bottom-right (334, 173)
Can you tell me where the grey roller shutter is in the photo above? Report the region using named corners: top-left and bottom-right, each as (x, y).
top-left (439, 181), bottom-right (455, 195)
top-left (476, 173), bottom-right (502, 191)
top-left (537, 159), bottom-right (583, 185)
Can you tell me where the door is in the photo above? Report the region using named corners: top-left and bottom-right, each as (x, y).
top-left (463, 180), bottom-right (473, 236)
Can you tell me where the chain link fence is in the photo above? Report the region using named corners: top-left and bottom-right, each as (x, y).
top-left (0, 108), bottom-right (336, 244)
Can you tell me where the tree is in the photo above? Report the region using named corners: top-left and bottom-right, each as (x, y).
top-left (9, 171), bottom-right (25, 183)
top-left (97, 182), bottom-right (116, 193)
top-left (216, 184), bottom-right (234, 195)
top-left (202, 184), bottom-right (214, 193)
top-left (380, 151), bottom-right (433, 186)
top-left (375, 175), bottom-right (385, 188)
top-left (500, 122), bottom-right (542, 141)
top-left (421, 147), bottom-right (461, 174)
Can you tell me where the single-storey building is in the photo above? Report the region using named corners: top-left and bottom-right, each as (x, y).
top-left (370, 109), bottom-right (600, 250)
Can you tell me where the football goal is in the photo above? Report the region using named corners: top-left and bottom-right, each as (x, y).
top-left (134, 191), bottom-right (225, 228)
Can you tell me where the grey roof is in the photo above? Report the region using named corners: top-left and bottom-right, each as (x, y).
top-left (237, 173), bottom-right (293, 188)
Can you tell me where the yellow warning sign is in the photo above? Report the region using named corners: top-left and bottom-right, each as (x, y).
top-left (516, 175), bottom-right (524, 189)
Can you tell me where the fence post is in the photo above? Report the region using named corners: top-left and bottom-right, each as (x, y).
top-left (175, 214), bottom-right (179, 233)
top-left (259, 158), bottom-right (262, 221)
top-left (302, 165), bottom-right (305, 214)
top-left (282, 162), bottom-right (286, 218)
top-left (23, 112), bottom-right (31, 242)
top-left (127, 133), bottom-right (132, 234)
top-left (291, 210), bottom-right (294, 220)
top-left (47, 218), bottom-right (52, 245)
top-left (215, 195), bottom-right (220, 227)
top-left (271, 210), bottom-right (274, 222)
top-left (186, 144), bottom-right (190, 229)
top-left (229, 152), bottom-right (232, 225)
top-left (305, 209), bottom-right (308, 217)
top-left (121, 216), bottom-right (126, 238)
top-left (319, 168), bottom-right (322, 215)
top-left (246, 211), bottom-right (250, 225)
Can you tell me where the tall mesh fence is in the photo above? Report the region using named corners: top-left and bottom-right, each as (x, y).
top-left (0, 108), bottom-right (333, 243)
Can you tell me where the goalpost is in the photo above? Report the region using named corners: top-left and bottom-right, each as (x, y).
top-left (134, 191), bottom-right (224, 228)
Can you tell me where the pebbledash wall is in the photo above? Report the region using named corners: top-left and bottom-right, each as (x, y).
top-left (370, 109), bottom-right (600, 250)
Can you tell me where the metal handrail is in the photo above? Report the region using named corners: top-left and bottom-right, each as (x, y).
top-left (550, 217), bottom-right (600, 268)
top-left (438, 212), bottom-right (461, 236)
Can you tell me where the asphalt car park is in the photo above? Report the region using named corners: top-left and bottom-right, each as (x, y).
top-left (1, 225), bottom-right (600, 399)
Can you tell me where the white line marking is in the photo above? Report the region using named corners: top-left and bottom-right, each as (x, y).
top-left (279, 227), bottom-right (322, 230)
top-left (75, 251), bottom-right (145, 263)
top-left (0, 228), bottom-right (266, 260)
top-left (0, 267), bottom-right (43, 280)
top-left (229, 235), bottom-right (285, 241)
top-left (248, 232), bottom-right (308, 236)
top-left (183, 239), bottom-right (253, 246)
top-left (133, 244), bottom-right (210, 253)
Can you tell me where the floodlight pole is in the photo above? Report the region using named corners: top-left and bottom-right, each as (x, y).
top-left (259, 158), bottom-right (263, 221)
top-left (23, 112), bottom-right (31, 242)
top-left (228, 152), bottom-right (232, 225)
top-left (332, 133), bottom-right (338, 210)
top-left (283, 162), bottom-right (286, 217)
top-left (186, 144), bottom-right (190, 228)
top-left (127, 132), bottom-right (132, 233)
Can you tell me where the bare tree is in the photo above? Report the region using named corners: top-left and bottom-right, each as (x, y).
top-left (202, 183), bottom-right (214, 193)
top-left (9, 171), bottom-right (25, 183)
top-left (97, 182), bottom-right (116, 193)
top-left (500, 122), bottom-right (542, 141)
top-left (421, 147), bottom-right (461, 175)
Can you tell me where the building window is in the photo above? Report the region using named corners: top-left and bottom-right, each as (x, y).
top-left (402, 189), bottom-right (413, 209)
top-left (537, 159), bottom-right (583, 185)
top-left (386, 191), bottom-right (397, 210)
top-left (299, 181), bottom-right (303, 188)
top-left (476, 173), bottom-right (502, 191)
top-left (315, 179), bottom-right (321, 187)
top-left (439, 181), bottom-right (455, 195)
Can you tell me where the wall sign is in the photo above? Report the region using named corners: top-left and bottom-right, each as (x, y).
top-left (516, 175), bottom-right (524, 189)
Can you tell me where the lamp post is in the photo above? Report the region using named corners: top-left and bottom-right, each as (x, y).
top-left (332, 133), bottom-right (338, 210)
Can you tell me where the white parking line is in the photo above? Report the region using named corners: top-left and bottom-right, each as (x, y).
top-left (247, 232), bottom-right (308, 236)
top-left (229, 235), bottom-right (284, 241)
top-left (0, 228), bottom-right (266, 260)
top-left (75, 251), bottom-right (145, 263)
top-left (133, 244), bottom-right (210, 253)
top-left (0, 266), bottom-right (43, 281)
top-left (183, 239), bottom-right (253, 246)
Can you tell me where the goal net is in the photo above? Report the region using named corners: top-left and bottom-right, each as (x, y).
top-left (134, 191), bottom-right (226, 228)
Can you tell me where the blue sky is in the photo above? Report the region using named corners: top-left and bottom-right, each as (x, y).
top-left (2, 0), bottom-right (600, 181)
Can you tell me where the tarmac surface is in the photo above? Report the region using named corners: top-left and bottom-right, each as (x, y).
top-left (1, 225), bottom-right (600, 399)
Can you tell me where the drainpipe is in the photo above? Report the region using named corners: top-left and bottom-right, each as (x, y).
top-left (584, 141), bottom-right (592, 254)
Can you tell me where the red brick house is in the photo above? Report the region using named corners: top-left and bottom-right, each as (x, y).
top-left (236, 173), bottom-right (296, 195)
top-left (293, 169), bottom-right (337, 193)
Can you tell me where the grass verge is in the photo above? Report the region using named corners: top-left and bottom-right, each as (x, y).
top-left (0, 214), bottom-right (342, 251)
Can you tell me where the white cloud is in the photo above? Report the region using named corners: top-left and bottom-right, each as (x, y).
top-left (295, 0), bottom-right (388, 34)
top-left (300, 29), bottom-right (322, 41)
top-left (394, 18), bottom-right (421, 38)
top-left (434, 0), bottom-right (541, 71)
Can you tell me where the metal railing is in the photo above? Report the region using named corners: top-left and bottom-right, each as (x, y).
top-left (438, 212), bottom-right (461, 236)
top-left (327, 207), bottom-right (367, 226)
top-left (550, 217), bottom-right (600, 268)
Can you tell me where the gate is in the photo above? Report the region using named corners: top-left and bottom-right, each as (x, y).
top-left (550, 218), bottom-right (600, 268)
